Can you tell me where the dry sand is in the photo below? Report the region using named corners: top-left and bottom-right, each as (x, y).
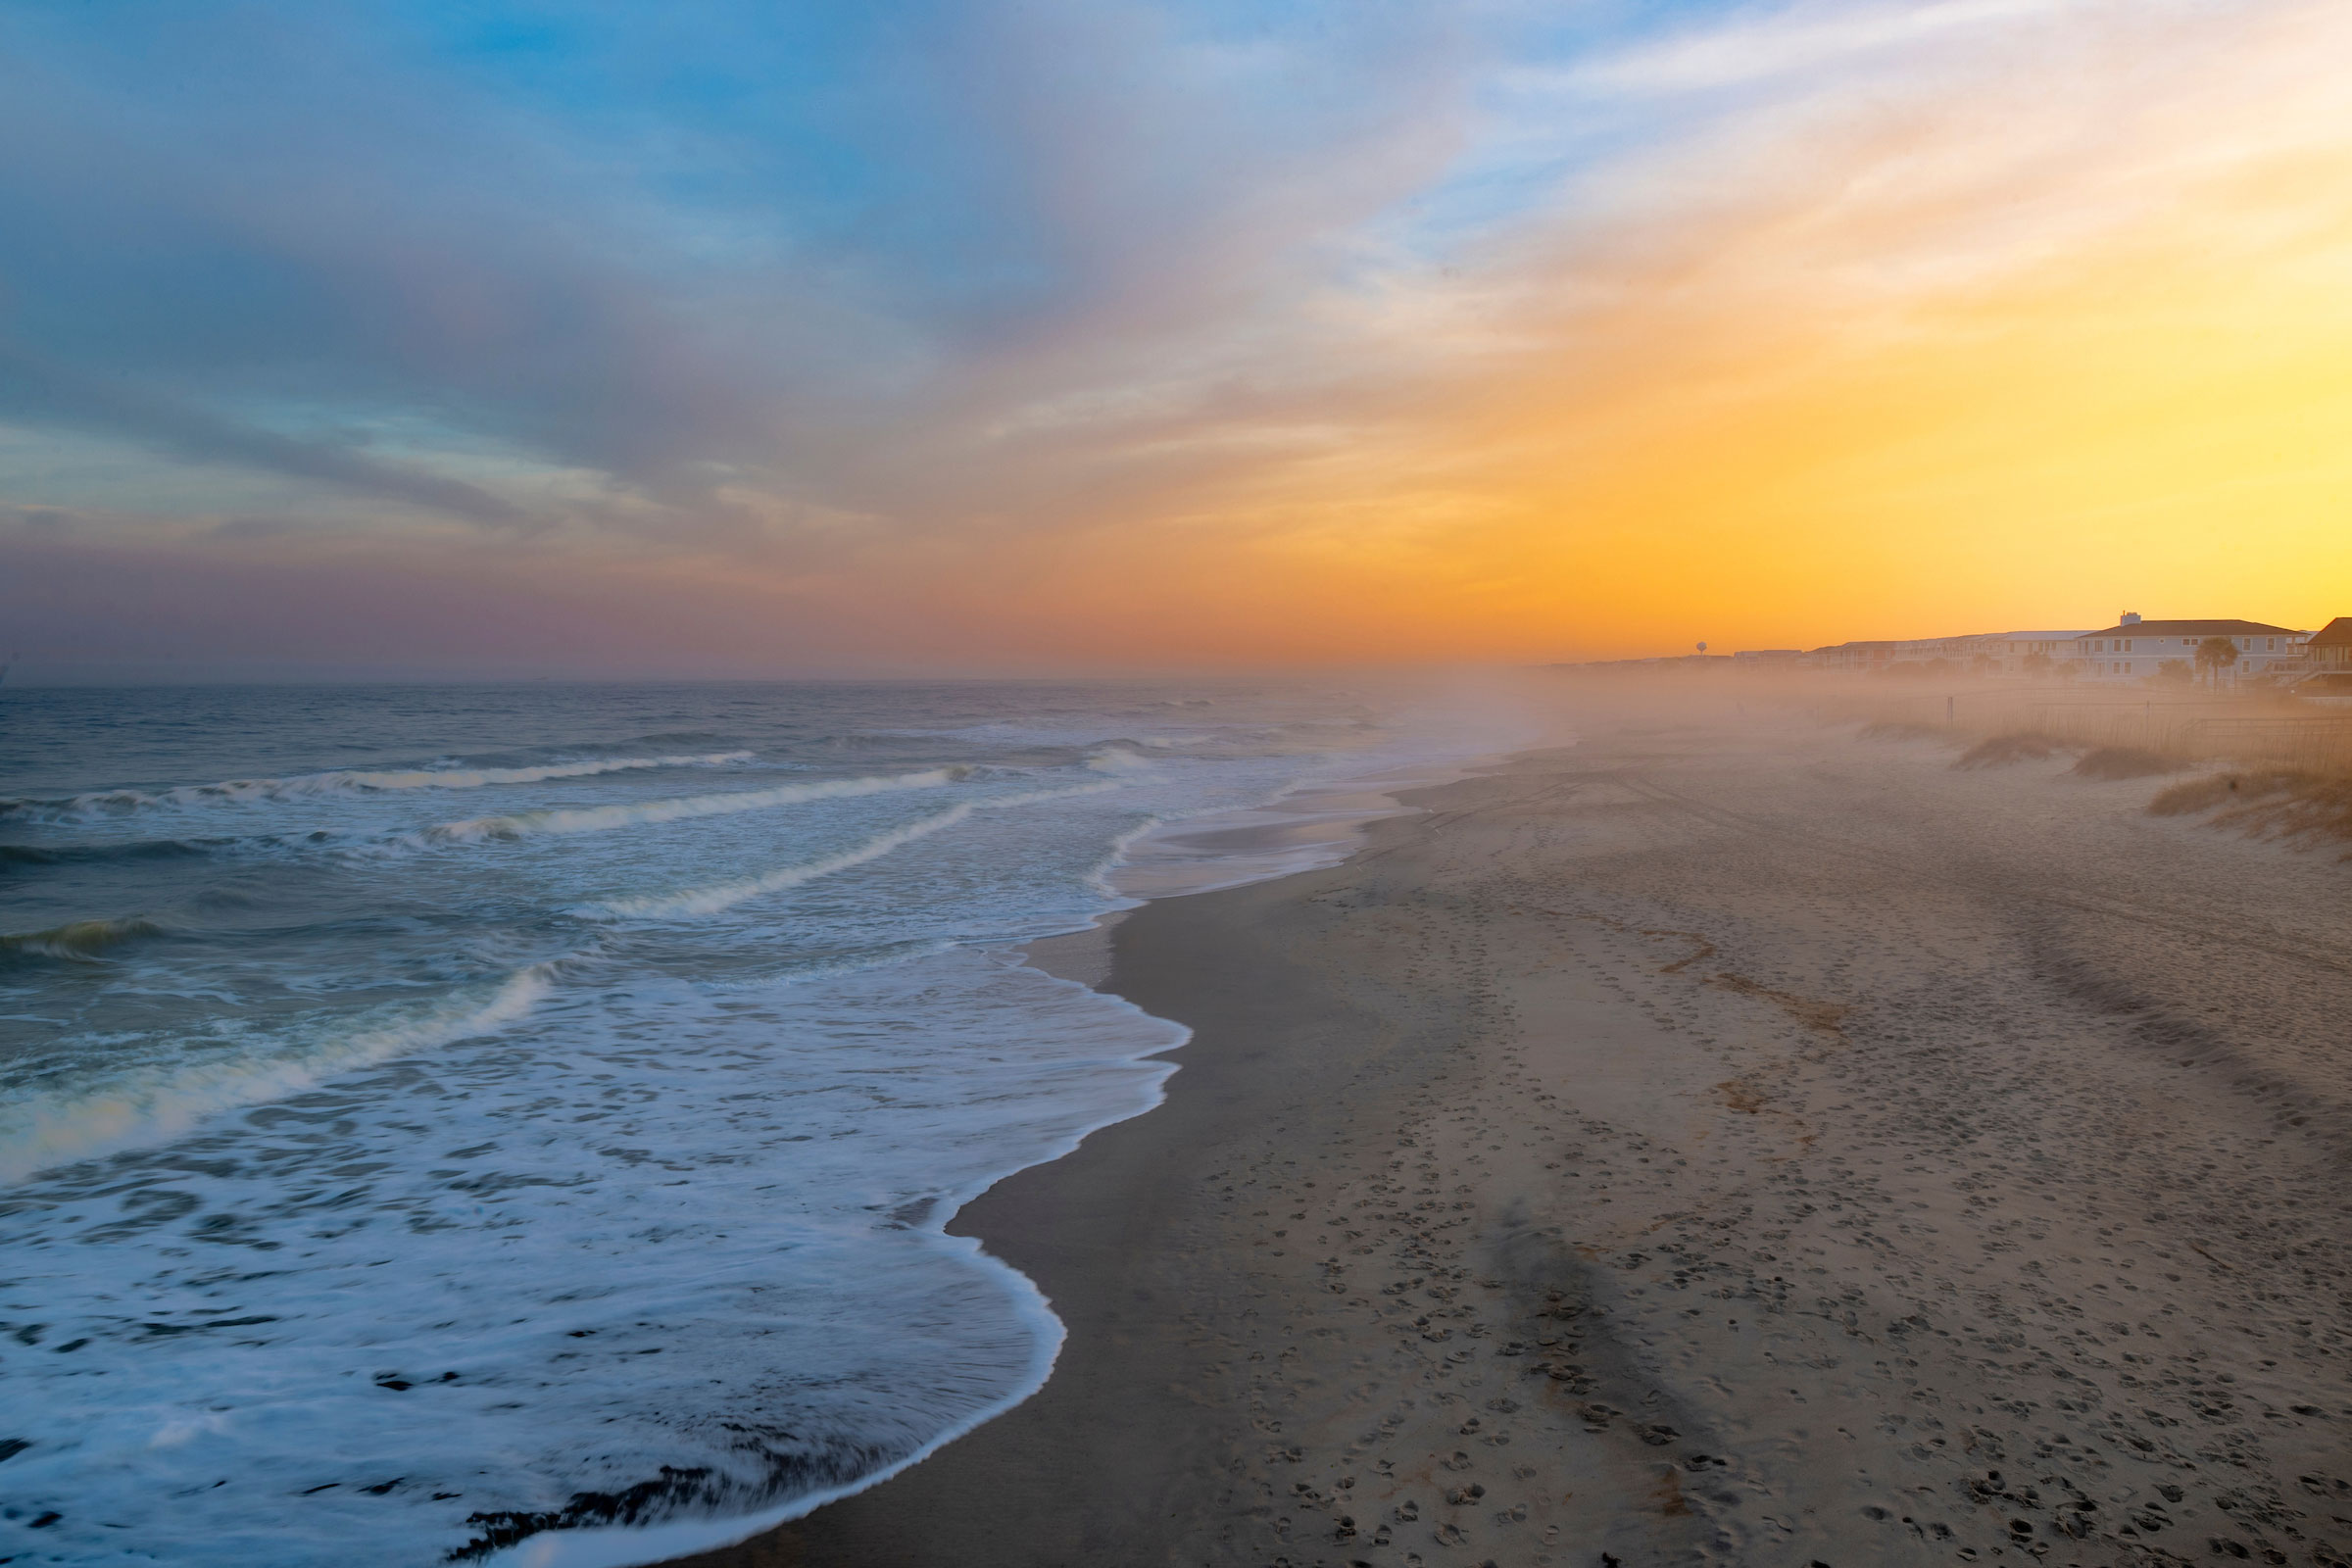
top-left (669, 703), bottom-right (2351, 1568)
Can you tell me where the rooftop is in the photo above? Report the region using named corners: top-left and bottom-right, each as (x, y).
top-left (2081, 618), bottom-right (2298, 638)
top-left (2306, 616), bottom-right (2352, 648)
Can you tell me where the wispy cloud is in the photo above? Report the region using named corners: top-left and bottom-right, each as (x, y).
top-left (2, 0), bottom-right (2347, 670)
top-left (1547, 0), bottom-right (2055, 96)
top-left (0, 345), bottom-right (527, 524)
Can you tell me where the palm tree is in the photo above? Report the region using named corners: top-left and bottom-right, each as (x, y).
top-left (2195, 636), bottom-right (2239, 690)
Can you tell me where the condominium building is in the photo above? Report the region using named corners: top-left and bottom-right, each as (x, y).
top-left (2070, 615), bottom-right (2305, 681)
top-left (1957, 631), bottom-right (2097, 673)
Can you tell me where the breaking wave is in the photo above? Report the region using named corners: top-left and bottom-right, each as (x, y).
top-left (1084, 745), bottom-right (1158, 774)
top-left (0, 678), bottom-right (1504, 1567)
top-left (592, 781), bottom-right (1123, 920)
top-left (420, 767), bottom-right (971, 846)
top-left (0, 753), bottom-right (755, 821)
top-left (594, 808), bottom-right (979, 919)
top-left (0, 915), bottom-right (168, 962)
top-left (0, 967), bottom-right (553, 1184)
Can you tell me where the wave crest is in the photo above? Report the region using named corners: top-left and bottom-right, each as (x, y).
top-left (591, 780), bottom-right (1123, 919)
top-left (0, 915), bottom-right (168, 961)
top-left (593, 807), bottom-right (978, 919)
top-left (421, 766), bottom-right (970, 846)
top-left (0, 967), bottom-right (552, 1184)
top-left (0, 753), bottom-right (756, 821)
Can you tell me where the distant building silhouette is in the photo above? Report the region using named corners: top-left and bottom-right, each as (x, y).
top-left (2304, 616), bottom-right (2352, 675)
top-left (2068, 618), bottom-right (2304, 682)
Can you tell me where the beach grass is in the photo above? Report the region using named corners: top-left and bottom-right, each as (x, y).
top-left (1819, 682), bottom-right (2352, 775)
top-left (2150, 767), bottom-right (2352, 856)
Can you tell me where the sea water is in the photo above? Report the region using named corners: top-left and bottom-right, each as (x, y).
top-left (0, 679), bottom-right (1518, 1567)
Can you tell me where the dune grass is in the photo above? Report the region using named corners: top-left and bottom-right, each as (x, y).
top-left (2071, 747), bottom-right (2180, 780)
top-left (1823, 685), bottom-right (2352, 776)
top-left (1953, 733), bottom-right (2063, 769)
top-left (2149, 768), bottom-right (2352, 857)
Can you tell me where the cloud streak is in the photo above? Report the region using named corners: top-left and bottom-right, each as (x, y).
top-left (0, 344), bottom-right (526, 524)
top-left (2, 0), bottom-right (2348, 670)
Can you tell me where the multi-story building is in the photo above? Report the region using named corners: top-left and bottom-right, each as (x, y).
top-left (1790, 616), bottom-right (2331, 682)
top-left (1888, 634), bottom-right (1980, 665)
top-left (2069, 614), bottom-right (2305, 682)
top-left (1810, 640), bottom-right (1896, 673)
top-left (1808, 630), bottom-right (2091, 674)
top-left (1956, 630), bottom-right (2097, 673)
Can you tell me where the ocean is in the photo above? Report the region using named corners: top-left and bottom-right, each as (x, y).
top-left (0, 679), bottom-right (1521, 1567)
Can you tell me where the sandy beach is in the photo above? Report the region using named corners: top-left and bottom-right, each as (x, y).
top-left (670, 700), bottom-right (2351, 1568)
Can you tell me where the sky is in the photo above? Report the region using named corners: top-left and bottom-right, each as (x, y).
top-left (2, 0), bottom-right (2348, 678)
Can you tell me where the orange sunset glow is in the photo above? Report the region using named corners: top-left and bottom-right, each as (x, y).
top-left (3, 0), bottom-right (2347, 675)
top-left (9, 8), bottom-right (2352, 1566)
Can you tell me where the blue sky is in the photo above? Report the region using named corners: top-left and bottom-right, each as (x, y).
top-left (0, 2), bottom-right (1754, 533)
top-left (4, 0), bottom-right (2343, 675)
top-left (4, 3), bottom-right (1470, 505)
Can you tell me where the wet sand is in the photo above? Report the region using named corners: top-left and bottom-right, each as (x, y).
top-left (667, 710), bottom-right (2351, 1568)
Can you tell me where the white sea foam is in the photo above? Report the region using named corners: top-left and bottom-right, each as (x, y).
top-left (0, 678), bottom-right (1530, 1568)
top-left (421, 766), bottom-right (968, 845)
top-left (0, 967), bottom-right (551, 1183)
top-left (1079, 755), bottom-right (1494, 903)
top-left (0, 954), bottom-right (1188, 1568)
top-left (1084, 745), bottom-right (1158, 773)
top-left (595, 807), bottom-right (978, 918)
top-left (592, 781), bottom-right (1123, 920)
top-left (0, 754), bottom-right (754, 820)
top-left (322, 752), bottom-right (753, 791)
top-left (1086, 813), bottom-right (1171, 897)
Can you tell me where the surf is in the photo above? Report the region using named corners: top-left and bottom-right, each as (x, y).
top-left (590, 780), bottom-right (1124, 919)
top-left (0, 966), bottom-right (553, 1183)
top-left (0, 914), bottom-right (168, 962)
top-left (0, 752), bottom-right (755, 821)
top-left (419, 765), bottom-right (972, 846)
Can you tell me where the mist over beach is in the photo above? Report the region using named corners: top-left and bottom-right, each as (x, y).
top-left (3, 2), bottom-right (2349, 1566)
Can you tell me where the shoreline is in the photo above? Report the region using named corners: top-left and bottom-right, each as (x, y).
top-left (481, 741), bottom-right (1514, 1568)
top-left (657, 762), bottom-right (1500, 1568)
top-left (665, 714), bottom-right (2350, 1568)
top-left (552, 754), bottom-right (1500, 1568)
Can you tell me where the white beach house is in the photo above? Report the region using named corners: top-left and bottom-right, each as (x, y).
top-left (1957, 630), bottom-right (2097, 673)
top-left (2070, 614), bottom-right (2305, 682)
